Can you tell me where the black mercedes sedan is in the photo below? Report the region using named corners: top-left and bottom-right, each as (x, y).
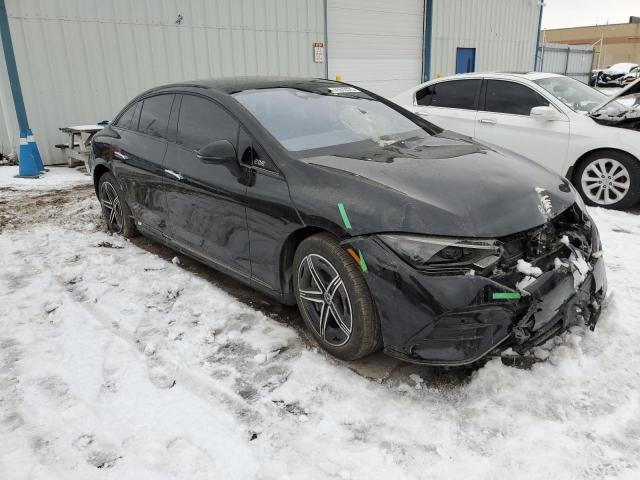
top-left (90, 77), bottom-right (606, 366)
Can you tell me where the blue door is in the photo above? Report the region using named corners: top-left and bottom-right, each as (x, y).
top-left (455, 48), bottom-right (476, 74)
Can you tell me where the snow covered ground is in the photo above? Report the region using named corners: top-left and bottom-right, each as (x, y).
top-left (1, 166), bottom-right (640, 479)
top-left (0, 165), bottom-right (92, 191)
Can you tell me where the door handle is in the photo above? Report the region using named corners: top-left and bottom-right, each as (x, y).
top-left (164, 169), bottom-right (183, 181)
top-left (114, 151), bottom-right (129, 161)
top-left (479, 118), bottom-right (496, 125)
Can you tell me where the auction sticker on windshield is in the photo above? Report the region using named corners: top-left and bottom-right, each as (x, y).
top-left (328, 87), bottom-right (361, 94)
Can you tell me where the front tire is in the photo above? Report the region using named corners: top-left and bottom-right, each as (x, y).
top-left (293, 233), bottom-right (381, 361)
top-left (575, 151), bottom-right (640, 209)
top-left (98, 172), bottom-right (137, 237)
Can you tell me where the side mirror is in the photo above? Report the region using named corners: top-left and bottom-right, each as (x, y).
top-left (197, 140), bottom-right (236, 163)
top-left (530, 106), bottom-right (562, 122)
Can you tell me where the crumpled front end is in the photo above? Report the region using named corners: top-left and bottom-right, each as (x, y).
top-left (343, 205), bottom-right (607, 366)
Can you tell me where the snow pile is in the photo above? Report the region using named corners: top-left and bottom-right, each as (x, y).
top-left (515, 259), bottom-right (543, 294)
top-left (1, 179), bottom-right (640, 479)
top-left (560, 234), bottom-right (593, 289)
top-left (516, 259), bottom-right (543, 277)
top-left (570, 251), bottom-right (592, 289)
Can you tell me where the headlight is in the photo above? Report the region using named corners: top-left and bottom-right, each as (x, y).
top-left (379, 234), bottom-right (502, 275)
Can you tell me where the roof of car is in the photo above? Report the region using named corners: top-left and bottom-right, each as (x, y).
top-left (432, 71), bottom-right (564, 82)
top-left (153, 76), bottom-right (343, 95)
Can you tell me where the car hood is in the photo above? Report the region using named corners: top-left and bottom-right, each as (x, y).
top-left (285, 132), bottom-right (577, 238)
top-left (589, 78), bottom-right (640, 129)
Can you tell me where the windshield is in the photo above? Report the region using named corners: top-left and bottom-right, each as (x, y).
top-left (534, 76), bottom-right (611, 113)
top-left (233, 87), bottom-right (428, 152)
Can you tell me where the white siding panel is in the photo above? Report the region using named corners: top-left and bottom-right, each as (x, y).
top-left (0, 0), bottom-right (325, 165)
top-left (327, 0), bottom-right (424, 98)
top-left (430, 0), bottom-right (540, 78)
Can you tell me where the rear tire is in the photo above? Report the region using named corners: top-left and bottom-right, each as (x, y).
top-left (293, 232), bottom-right (381, 361)
top-left (98, 172), bottom-right (137, 237)
top-left (574, 151), bottom-right (640, 209)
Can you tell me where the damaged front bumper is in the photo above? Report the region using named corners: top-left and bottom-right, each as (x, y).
top-left (344, 209), bottom-right (607, 366)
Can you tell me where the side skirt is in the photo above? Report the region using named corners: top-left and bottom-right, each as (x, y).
top-left (135, 224), bottom-right (288, 305)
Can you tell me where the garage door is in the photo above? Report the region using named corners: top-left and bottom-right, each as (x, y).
top-left (327, 0), bottom-right (424, 98)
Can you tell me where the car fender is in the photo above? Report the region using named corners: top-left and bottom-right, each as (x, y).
top-left (565, 115), bottom-right (640, 175)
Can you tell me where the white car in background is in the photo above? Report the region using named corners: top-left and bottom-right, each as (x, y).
top-left (592, 62), bottom-right (638, 87)
top-left (393, 72), bottom-right (640, 209)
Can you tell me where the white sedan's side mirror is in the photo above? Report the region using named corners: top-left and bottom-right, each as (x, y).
top-left (530, 106), bottom-right (562, 121)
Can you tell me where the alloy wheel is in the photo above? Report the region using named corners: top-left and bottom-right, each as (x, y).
top-left (100, 181), bottom-right (124, 233)
top-left (580, 158), bottom-right (631, 206)
top-left (297, 254), bottom-right (353, 347)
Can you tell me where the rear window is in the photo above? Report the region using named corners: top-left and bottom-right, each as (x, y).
top-left (233, 87), bottom-right (429, 152)
top-left (115, 102), bottom-right (138, 129)
top-left (416, 80), bottom-right (480, 110)
top-left (138, 94), bottom-right (174, 139)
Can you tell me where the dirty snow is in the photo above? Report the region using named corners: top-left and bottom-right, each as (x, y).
top-left (1, 166), bottom-right (640, 479)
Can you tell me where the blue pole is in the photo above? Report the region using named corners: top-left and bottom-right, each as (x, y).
top-left (423, 0), bottom-right (433, 82)
top-left (534, 2), bottom-right (545, 71)
top-left (0, 0), bottom-right (28, 132)
top-left (1, 0), bottom-right (45, 177)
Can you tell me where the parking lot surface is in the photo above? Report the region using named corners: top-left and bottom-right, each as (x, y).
top-left (1, 167), bottom-right (639, 479)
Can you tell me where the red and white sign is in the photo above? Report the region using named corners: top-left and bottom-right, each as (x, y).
top-left (313, 42), bottom-right (324, 63)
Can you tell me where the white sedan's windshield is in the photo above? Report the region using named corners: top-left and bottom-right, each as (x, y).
top-left (534, 76), bottom-right (612, 113)
top-left (233, 88), bottom-right (426, 152)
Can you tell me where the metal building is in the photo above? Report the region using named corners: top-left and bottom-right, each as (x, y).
top-left (543, 19), bottom-right (640, 69)
top-left (426, 0), bottom-right (542, 79)
top-left (1, 0), bottom-right (542, 165)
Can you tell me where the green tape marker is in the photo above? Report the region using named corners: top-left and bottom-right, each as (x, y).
top-left (492, 292), bottom-right (521, 300)
top-left (358, 250), bottom-right (368, 272)
top-left (337, 203), bottom-right (352, 230)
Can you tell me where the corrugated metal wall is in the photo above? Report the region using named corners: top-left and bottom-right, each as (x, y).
top-left (0, 0), bottom-right (325, 165)
top-left (537, 43), bottom-right (594, 84)
top-left (430, 0), bottom-right (540, 78)
top-left (326, 0), bottom-right (423, 98)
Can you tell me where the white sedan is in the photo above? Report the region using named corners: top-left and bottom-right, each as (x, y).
top-left (393, 72), bottom-right (640, 209)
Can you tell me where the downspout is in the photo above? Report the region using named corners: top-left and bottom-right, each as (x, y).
top-left (323, 0), bottom-right (328, 79)
top-left (0, 0), bottom-right (29, 132)
top-left (534, 1), bottom-right (544, 71)
top-left (423, 0), bottom-right (433, 81)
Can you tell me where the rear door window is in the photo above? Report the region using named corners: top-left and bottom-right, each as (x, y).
top-left (484, 80), bottom-right (549, 116)
top-left (176, 95), bottom-right (238, 151)
top-left (115, 102), bottom-right (139, 129)
top-left (418, 80), bottom-right (480, 110)
top-left (138, 94), bottom-right (174, 139)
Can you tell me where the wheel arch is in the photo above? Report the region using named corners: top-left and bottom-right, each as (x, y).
top-left (92, 162), bottom-right (110, 197)
top-left (278, 225), bottom-right (333, 303)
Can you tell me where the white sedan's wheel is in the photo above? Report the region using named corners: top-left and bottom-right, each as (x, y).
top-left (580, 158), bottom-right (630, 206)
top-left (575, 151), bottom-right (640, 210)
